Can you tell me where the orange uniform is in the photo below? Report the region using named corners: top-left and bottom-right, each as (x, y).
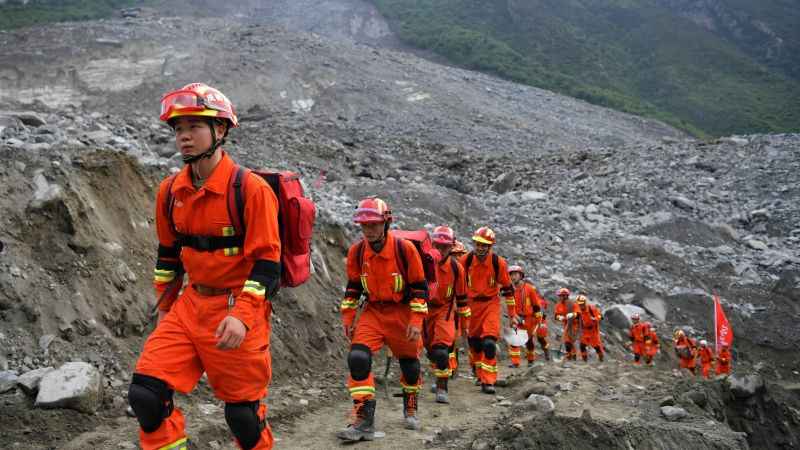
top-left (629, 323), bottom-right (648, 364)
top-left (698, 347), bottom-right (715, 378)
top-left (554, 299), bottom-right (580, 360)
top-left (135, 152), bottom-right (281, 450)
top-left (577, 302), bottom-right (604, 360)
top-left (460, 251), bottom-right (516, 385)
top-left (508, 281), bottom-right (548, 365)
top-left (674, 335), bottom-right (698, 374)
top-left (644, 329), bottom-right (660, 366)
top-left (715, 348), bottom-right (731, 375)
top-left (424, 256), bottom-right (469, 380)
top-left (341, 233), bottom-right (428, 400)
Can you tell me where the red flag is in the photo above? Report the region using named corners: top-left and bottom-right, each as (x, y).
top-left (714, 293), bottom-right (733, 350)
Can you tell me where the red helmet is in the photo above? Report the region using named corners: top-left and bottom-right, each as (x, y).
top-left (631, 313), bottom-right (640, 321)
top-left (508, 265), bottom-right (525, 277)
top-left (721, 342), bottom-right (729, 349)
top-left (451, 240), bottom-right (468, 255)
top-left (472, 226), bottom-right (496, 245)
top-left (643, 321), bottom-right (652, 328)
top-left (160, 83), bottom-right (239, 128)
top-left (575, 295), bottom-right (587, 305)
top-left (557, 288), bottom-right (570, 298)
top-left (353, 197), bottom-right (392, 224)
top-left (432, 226), bottom-right (456, 245)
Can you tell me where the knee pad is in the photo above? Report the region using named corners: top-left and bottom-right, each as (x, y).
top-left (482, 337), bottom-right (497, 359)
top-left (525, 339), bottom-right (535, 351)
top-left (225, 401), bottom-right (266, 450)
top-left (429, 345), bottom-right (449, 370)
top-left (565, 342), bottom-right (573, 352)
top-left (398, 358), bottom-right (420, 385)
top-left (580, 343), bottom-right (588, 352)
top-left (468, 337), bottom-right (483, 353)
top-left (347, 344), bottom-right (372, 381)
top-left (538, 337), bottom-right (548, 348)
top-left (128, 373), bottom-right (174, 434)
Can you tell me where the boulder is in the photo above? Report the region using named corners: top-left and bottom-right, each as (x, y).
top-left (524, 394), bottom-right (555, 413)
top-left (521, 191), bottom-right (548, 201)
top-left (642, 297), bottom-right (667, 321)
top-left (0, 370), bottom-right (18, 393)
top-left (5, 111), bottom-right (46, 127)
top-left (604, 304), bottom-right (646, 329)
top-left (670, 196), bottom-right (694, 210)
top-left (686, 390), bottom-right (708, 408)
top-left (728, 374), bottom-right (763, 398)
top-left (661, 406), bottom-right (688, 421)
top-left (35, 362), bottom-right (103, 413)
top-left (491, 171), bottom-right (517, 194)
top-left (17, 367), bottom-right (54, 394)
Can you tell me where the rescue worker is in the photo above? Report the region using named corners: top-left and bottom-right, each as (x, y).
top-left (507, 265), bottom-right (548, 367)
top-left (628, 313), bottom-right (647, 365)
top-left (338, 197), bottom-right (429, 440)
top-left (129, 83), bottom-right (280, 450)
top-left (554, 288), bottom-right (580, 361)
top-left (460, 227), bottom-right (518, 394)
top-left (715, 342), bottom-right (731, 376)
top-left (448, 240), bottom-right (469, 377)
top-left (425, 226), bottom-right (469, 404)
top-left (643, 322), bottom-right (660, 367)
top-left (576, 295), bottom-right (604, 362)
top-left (673, 329), bottom-right (698, 375)
top-left (697, 340), bottom-right (715, 378)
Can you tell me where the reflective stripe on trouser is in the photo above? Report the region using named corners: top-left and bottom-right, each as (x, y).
top-left (508, 346), bottom-right (521, 365)
top-left (423, 303), bottom-right (456, 380)
top-left (159, 437), bottom-right (187, 449)
top-left (348, 302), bottom-right (423, 401)
top-left (477, 357), bottom-right (498, 385)
top-left (135, 285), bottom-right (273, 449)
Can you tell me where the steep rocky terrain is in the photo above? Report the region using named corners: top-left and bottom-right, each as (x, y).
top-left (0, 2), bottom-right (798, 449)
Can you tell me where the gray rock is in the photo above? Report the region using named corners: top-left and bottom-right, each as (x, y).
top-left (521, 191), bottom-right (548, 201)
top-left (17, 367), bottom-right (54, 394)
top-left (491, 171), bottom-right (517, 194)
top-left (746, 240), bottom-right (769, 251)
top-left (728, 374), bottom-right (763, 398)
top-left (687, 391), bottom-right (707, 408)
top-left (670, 196), bottom-right (694, 210)
top-left (720, 223), bottom-right (740, 242)
top-left (558, 382), bottom-right (573, 392)
top-left (0, 115), bottom-right (24, 134)
top-left (604, 304), bottom-right (647, 329)
top-left (524, 394), bottom-right (555, 413)
top-left (5, 111), bottom-right (46, 127)
top-left (661, 405), bottom-right (688, 421)
top-left (524, 383), bottom-right (547, 396)
top-left (610, 261), bottom-right (622, 272)
top-left (0, 371), bottom-right (18, 393)
top-left (85, 130), bottom-right (115, 145)
top-left (39, 335), bottom-right (55, 350)
top-left (35, 362), bottom-right (103, 413)
top-left (642, 297), bottom-right (667, 321)
top-left (4, 137), bottom-right (25, 148)
top-left (659, 396), bottom-right (675, 407)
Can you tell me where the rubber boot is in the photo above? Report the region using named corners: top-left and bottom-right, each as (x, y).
top-left (336, 398), bottom-right (376, 441)
top-left (402, 393), bottom-right (421, 430)
top-left (527, 360), bottom-right (535, 368)
top-left (435, 377), bottom-right (449, 404)
top-left (544, 348), bottom-right (550, 361)
top-left (481, 383), bottom-right (495, 394)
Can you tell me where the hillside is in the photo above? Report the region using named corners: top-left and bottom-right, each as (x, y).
top-left (371, 0), bottom-right (800, 138)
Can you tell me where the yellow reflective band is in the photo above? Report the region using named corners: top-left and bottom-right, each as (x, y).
top-left (410, 303), bottom-right (428, 313)
top-left (461, 309), bottom-right (472, 317)
top-left (340, 299), bottom-right (359, 310)
top-left (434, 369), bottom-right (452, 377)
top-left (475, 361), bottom-right (485, 369)
top-left (159, 437), bottom-right (188, 450)
top-left (467, 275), bottom-right (471, 287)
top-left (482, 364), bottom-right (499, 373)
top-left (446, 285), bottom-right (453, 298)
top-left (349, 386), bottom-right (376, 397)
top-left (489, 277), bottom-right (495, 287)
top-left (360, 274), bottom-right (369, 293)
top-left (393, 273), bottom-right (404, 293)
top-left (401, 384), bottom-right (420, 393)
top-left (223, 247), bottom-right (240, 256)
top-left (448, 352), bottom-right (456, 358)
top-left (243, 280), bottom-right (266, 296)
top-left (222, 226), bottom-right (235, 237)
top-left (505, 298), bottom-right (516, 305)
top-left (154, 269), bottom-right (176, 283)
top-left (509, 349), bottom-right (521, 355)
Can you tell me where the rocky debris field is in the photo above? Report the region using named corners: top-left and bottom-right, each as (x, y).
top-left (1, 2), bottom-right (799, 449)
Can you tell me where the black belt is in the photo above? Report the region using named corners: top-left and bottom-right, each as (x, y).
top-left (471, 296), bottom-right (494, 302)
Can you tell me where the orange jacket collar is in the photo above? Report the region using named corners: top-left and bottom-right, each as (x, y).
top-left (171, 150), bottom-right (234, 195)
top-left (472, 250), bottom-right (493, 266)
top-left (362, 233), bottom-right (395, 261)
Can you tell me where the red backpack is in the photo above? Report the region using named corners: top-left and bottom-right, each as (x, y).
top-left (166, 164), bottom-right (316, 288)
top-left (356, 229), bottom-right (441, 302)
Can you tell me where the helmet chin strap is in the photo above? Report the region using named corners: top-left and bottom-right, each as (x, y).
top-left (182, 119), bottom-right (226, 165)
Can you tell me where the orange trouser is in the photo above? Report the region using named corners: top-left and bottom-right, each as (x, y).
top-left (449, 314), bottom-right (463, 375)
top-left (715, 363), bottom-right (730, 375)
top-left (467, 298), bottom-right (501, 385)
top-left (679, 356), bottom-right (698, 373)
top-left (579, 327), bottom-right (604, 357)
top-left (135, 285), bottom-right (273, 450)
top-left (424, 303), bottom-right (456, 379)
top-left (632, 341), bottom-right (646, 364)
top-left (349, 302), bottom-right (423, 400)
top-left (509, 316), bottom-right (544, 364)
top-left (701, 362), bottom-right (713, 378)
top-left (562, 325), bottom-right (578, 358)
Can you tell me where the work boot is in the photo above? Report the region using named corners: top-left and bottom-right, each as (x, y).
top-left (527, 361), bottom-right (535, 368)
top-left (435, 377), bottom-right (449, 404)
top-left (481, 383), bottom-right (495, 394)
top-left (336, 398), bottom-right (376, 441)
top-left (474, 377), bottom-right (482, 386)
top-left (582, 355), bottom-right (588, 362)
top-left (599, 353), bottom-right (605, 362)
top-left (402, 393), bottom-right (421, 430)
top-left (544, 349), bottom-right (550, 361)
top-left (429, 382), bottom-right (437, 394)
top-left (508, 363), bottom-right (519, 368)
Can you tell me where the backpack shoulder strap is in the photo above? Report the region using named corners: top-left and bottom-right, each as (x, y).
top-left (450, 255), bottom-right (459, 282)
top-left (356, 239), bottom-right (366, 269)
top-left (492, 253), bottom-right (499, 278)
top-left (465, 252), bottom-right (474, 272)
top-left (227, 164), bottom-right (251, 236)
top-left (394, 236), bottom-right (408, 282)
top-left (165, 174), bottom-right (180, 235)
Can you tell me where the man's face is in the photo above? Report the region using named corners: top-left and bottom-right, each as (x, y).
top-left (172, 116), bottom-right (225, 157)
top-left (433, 243), bottom-right (452, 260)
top-left (360, 221), bottom-right (385, 243)
top-left (510, 272), bottom-right (522, 283)
top-left (474, 242), bottom-right (490, 256)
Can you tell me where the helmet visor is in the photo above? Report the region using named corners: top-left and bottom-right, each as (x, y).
top-left (160, 90), bottom-right (231, 121)
top-left (432, 231), bottom-right (454, 244)
top-left (353, 207), bottom-right (385, 223)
